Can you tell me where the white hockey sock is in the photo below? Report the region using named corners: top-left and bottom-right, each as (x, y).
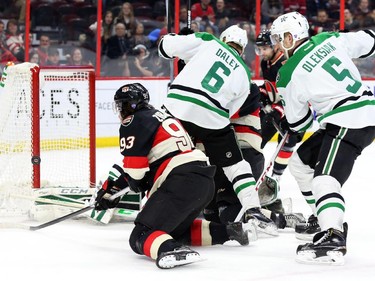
top-left (222, 159), bottom-right (260, 209)
top-left (312, 175), bottom-right (345, 231)
top-left (289, 153), bottom-right (316, 214)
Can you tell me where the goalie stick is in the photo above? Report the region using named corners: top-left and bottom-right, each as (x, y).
top-left (0, 187), bottom-right (130, 231)
top-left (235, 130), bottom-right (289, 222)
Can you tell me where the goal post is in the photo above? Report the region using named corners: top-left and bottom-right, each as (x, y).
top-left (0, 63), bottom-right (96, 217)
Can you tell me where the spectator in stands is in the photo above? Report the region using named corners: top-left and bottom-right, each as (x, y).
top-left (191, 21), bottom-right (201, 33)
top-left (0, 20), bottom-right (7, 48)
top-left (214, 0), bottom-right (230, 33)
top-left (128, 44), bottom-right (153, 77)
top-left (0, 44), bottom-right (17, 64)
top-left (89, 10), bottom-right (115, 47)
top-left (354, 0), bottom-right (373, 27)
top-left (33, 34), bottom-right (50, 65)
top-left (241, 21), bottom-right (256, 73)
top-left (5, 19), bottom-right (24, 62)
top-left (179, 5), bottom-right (188, 30)
top-left (261, 0), bottom-right (284, 25)
top-left (205, 25), bottom-right (215, 35)
top-left (309, 9), bottom-right (336, 35)
top-left (45, 47), bottom-right (60, 66)
top-left (191, 0), bottom-right (216, 31)
top-left (325, 0), bottom-right (340, 19)
top-left (336, 8), bottom-right (361, 31)
top-left (66, 47), bottom-right (92, 66)
top-left (29, 51), bottom-right (39, 64)
top-left (345, 0), bottom-right (360, 13)
top-left (113, 2), bottom-right (137, 38)
top-left (103, 22), bottom-right (133, 76)
top-left (283, 0), bottom-right (307, 15)
top-left (131, 22), bottom-right (151, 49)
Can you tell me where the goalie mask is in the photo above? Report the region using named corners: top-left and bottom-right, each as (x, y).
top-left (114, 83), bottom-right (150, 119)
top-left (220, 25), bottom-right (248, 55)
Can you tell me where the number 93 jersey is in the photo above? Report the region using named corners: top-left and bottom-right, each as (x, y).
top-left (276, 30), bottom-right (375, 132)
top-left (119, 107), bottom-right (208, 189)
top-left (161, 32), bottom-right (252, 130)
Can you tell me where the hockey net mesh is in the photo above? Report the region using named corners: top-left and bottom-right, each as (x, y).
top-left (0, 63), bottom-right (95, 218)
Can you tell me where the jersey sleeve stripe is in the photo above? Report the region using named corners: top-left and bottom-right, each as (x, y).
top-left (169, 84), bottom-right (229, 113)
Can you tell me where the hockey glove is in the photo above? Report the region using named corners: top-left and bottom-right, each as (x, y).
top-left (279, 118), bottom-right (298, 136)
top-left (95, 179), bottom-right (122, 211)
top-left (126, 172), bottom-right (151, 193)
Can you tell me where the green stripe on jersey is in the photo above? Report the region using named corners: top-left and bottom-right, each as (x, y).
top-left (318, 100), bottom-right (375, 123)
top-left (167, 92), bottom-right (230, 118)
top-left (277, 32), bottom-right (340, 88)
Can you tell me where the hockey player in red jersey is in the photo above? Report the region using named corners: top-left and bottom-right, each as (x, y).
top-left (254, 30), bottom-right (304, 213)
top-left (94, 83), bottom-right (257, 269)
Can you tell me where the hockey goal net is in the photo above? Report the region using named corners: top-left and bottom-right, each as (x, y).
top-left (0, 63), bottom-right (96, 218)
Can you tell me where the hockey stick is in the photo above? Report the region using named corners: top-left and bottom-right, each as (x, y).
top-left (166, 0), bottom-right (174, 86)
top-left (0, 187), bottom-right (130, 230)
top-left (187, 0), bottom-right (191, 29)
top-left (235, 131), bottom-right (289, 222)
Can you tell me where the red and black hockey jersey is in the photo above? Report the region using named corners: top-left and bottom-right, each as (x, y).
top-left (119, 107), bottom-right (208, 195)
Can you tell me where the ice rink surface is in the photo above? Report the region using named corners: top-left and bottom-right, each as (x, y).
top-left (1, 143), bottom-right (375, 281)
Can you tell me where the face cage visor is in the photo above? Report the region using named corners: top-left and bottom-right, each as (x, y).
top-left (270, 33), bottom-right (283, 46)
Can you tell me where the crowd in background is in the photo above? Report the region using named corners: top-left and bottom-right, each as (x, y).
top-left (0, 0), bottom-right (374, 77)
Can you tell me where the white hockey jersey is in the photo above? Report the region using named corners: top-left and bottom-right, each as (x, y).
top-left (159, 32), bottom-right (251, 129)
top-left (276, 30), bottom-right (375, 131)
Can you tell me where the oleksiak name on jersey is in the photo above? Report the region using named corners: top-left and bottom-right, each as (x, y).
top-left (276, 30), bottom-right (375, 132)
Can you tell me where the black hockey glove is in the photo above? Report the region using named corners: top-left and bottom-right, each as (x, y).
top-left (260, 111), bottom-right (276, 149)
top-left (279, 118), bottom-right (301, 137)
top-left (95, 179), bottom-right (122, 211)
top-left (259, 86), bottom-right (272, 108)
top-left (263, 109), bottom-right (282, 125)
top-left (126, 172), bottom-right (151, 193)
top-left (178, 27), bottom-right (194, 35)
top-left (95, 164), bottom-right (129, 210)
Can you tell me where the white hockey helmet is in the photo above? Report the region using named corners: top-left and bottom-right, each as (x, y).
top-left (220, 25), bottom-right (248, 55)
top-left (270, 12), bottom-right (309, 49)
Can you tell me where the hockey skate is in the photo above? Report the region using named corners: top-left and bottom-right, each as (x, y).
top-left (226, 221), bottom-right (258, 245)
top-left (156, 246), bottom-right (203, 269)
top-left (243, 207), bottom-right (278, 236)
top-left (296, 223), bottom-right (348, 265)
top-left (295, 214), bottom-right (321, 241)
top-left (270, 212), bottom-right (306, 229)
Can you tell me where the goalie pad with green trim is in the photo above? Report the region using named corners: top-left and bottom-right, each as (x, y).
top-left (89, 190), bottom-right (142, 224)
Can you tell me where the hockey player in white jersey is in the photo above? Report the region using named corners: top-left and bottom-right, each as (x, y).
top-left (270, 12), bottom-right (375, 264)
top-left (158, 25), bottom-right (278, 235)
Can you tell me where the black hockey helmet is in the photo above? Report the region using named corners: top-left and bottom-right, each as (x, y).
top-left (114, 83), bottom-right (150, 118)
top-left (255, 30), bottom-right (273, 47)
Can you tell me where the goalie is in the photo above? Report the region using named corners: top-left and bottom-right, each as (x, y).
top-left (94, 83), bottom-right (257, 269)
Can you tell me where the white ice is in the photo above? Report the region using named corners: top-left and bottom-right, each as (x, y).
top-left (1, 143), bottom-right (375, 281)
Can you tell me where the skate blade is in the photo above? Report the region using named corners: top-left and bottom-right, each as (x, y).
top-left (295, 232), bottom-right (315, 241)
top-left (243, 221), bottom-right (258, 242)
top-left (296, 250), bottom-right (345, 265)
top-left (156, 252), bottom-right (204, 269)
top-left (250, 218), bottom-right (278, 236)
